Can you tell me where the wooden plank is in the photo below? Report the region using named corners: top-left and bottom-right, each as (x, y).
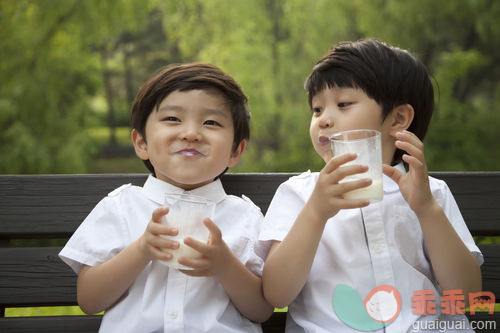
top-left (0, 175), bottom-right (147, 238)
top-left (0, 315), bottom-right (101, 333)
top-left (434, 172), bottom-right (500, 236)
top-left (262, 312), bottom-right (286, 333)
top-left (480, 244), bottom-right (500, 295)
top-left (0, 248), bottom-right (77, 307)
top-left (2, 173), bottom-right (500, 237)
top-left (1, 245), bottom-right (499, 308)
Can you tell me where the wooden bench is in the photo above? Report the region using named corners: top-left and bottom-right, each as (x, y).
top-left (1, 172), bottom-right (499, 332)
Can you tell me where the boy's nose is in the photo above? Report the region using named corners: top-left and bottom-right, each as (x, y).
top-left (179, 124), bottom-right (201, 141)
top-left (319, 114), bottom-right (334, 128)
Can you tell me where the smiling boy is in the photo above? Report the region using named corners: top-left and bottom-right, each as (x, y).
top-left (60, 63), bottom-right (273, 332)
top-left (260, 39), bottom-right (482, 332)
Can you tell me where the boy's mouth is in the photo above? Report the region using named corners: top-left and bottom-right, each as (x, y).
top-left (170, 142), bottom-right (208, 156)
top-left (318, 135), bottom-right (331, 147)
top-left (176, 148), bottom-right (206, 157)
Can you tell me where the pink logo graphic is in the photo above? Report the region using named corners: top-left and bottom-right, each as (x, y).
top-left (364, 285), bottom-right (402, 323)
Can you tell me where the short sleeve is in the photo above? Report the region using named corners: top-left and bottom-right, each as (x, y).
top-left (259, 175), bottom-right (310, 242)
top-left (59, 196), bottom-right (128, 274)
top-left (235, 196), bottom-right (270, 276)
top-left (433, 178), bottom-right (484, 265)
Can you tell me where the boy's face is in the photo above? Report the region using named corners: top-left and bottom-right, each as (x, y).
top-left (309, 86), bottom-right (395, 164)
top-left (133, 89), bottom-right (245, 190)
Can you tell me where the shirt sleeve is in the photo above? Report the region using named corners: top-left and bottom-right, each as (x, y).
top-left (259, 175), bottom-right (309, 243)
top-left (433, 178), bottom-right (484, 265)
top-left (59, 195), bottom-right (128, 274)
top-left (235, 196), bottom-right (270, 277)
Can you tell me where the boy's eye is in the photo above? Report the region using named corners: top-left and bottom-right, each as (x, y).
top-left (204, 120), bottom-right (221, 126)
top-left (338, 102), bottom-right (352, 108)
top-left (163, 116), bottom-right (180, 122)
top-left (312, 107), bottom-right (322, 114)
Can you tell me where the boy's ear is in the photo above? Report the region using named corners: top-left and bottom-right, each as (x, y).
top-left (131, 129), bottom-right (149, 160)
top-left (227, 139), bottom-right (247, 168)
top-left (388, 104), bottom-right (414, 136)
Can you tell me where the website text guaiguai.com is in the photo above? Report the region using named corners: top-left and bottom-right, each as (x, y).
top-left (410, 319), bottom-right (496, 332)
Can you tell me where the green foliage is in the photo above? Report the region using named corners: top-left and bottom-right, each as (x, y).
top-left (1, 0), bottom-right (498, 173)
top-left (0, 0), bottom-right (149, 173)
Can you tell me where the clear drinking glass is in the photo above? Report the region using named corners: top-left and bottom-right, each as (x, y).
top-left (160, 193), bottom-right (216, 269)
top-left (330, 129), bottom-right (383, 202)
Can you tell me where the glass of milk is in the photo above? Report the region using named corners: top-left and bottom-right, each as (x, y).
top-left (160, 193), bottom-right (216, 269)
top-left (330, 129), bottom-right (383, 202)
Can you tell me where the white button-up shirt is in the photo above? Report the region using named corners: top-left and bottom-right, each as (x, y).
top-left (260, 164), bottom-right (483, 333)
top-left (60, 175), bottom-right (267, 333)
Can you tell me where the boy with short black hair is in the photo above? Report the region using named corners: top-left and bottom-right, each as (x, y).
top-left (60, 62), bottom-right (273, 332)
top-left (261, 39), bottom-right (482, 332)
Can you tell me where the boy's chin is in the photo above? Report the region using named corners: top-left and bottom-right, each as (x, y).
top-left (155, 173), bottom-right (215, 190)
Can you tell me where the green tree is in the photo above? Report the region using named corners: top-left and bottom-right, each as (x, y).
top-left (0, 0), bottom-right (150, 173)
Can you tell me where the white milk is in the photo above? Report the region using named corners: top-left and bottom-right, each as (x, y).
top-left (342, 179), bottom-right (383, 202)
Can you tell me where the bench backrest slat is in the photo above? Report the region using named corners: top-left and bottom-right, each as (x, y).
top-left (0, 244), bottom-right (498, 308)
top-left (1, 172), bottom-right (499, 238)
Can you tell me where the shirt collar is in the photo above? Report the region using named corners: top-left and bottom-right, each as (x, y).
top-left (142, 175), bottom-right (227, 205)
top-left (383, 162), bottom-right (405, 193)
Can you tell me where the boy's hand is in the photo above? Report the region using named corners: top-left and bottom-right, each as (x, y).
top-left (383, 131), bottom-right (435, 215)
top-left (308, 152), bottom-right (371, 222)
top-left (178, 218), bottom-right (233, 277)
top-left (137, 206), bottom-right (180, 262)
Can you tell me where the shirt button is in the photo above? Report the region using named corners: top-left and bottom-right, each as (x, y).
top-left (374, 245), bottom-right (384, 254)
top-left (170, 311), bottom-right (178, 320)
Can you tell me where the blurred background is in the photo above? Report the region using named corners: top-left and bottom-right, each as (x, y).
top-left (1, 0), bottom-right (499, 175)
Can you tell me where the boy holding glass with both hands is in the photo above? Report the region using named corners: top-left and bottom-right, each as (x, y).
top-left (60, 63), bottom-right (273, 332)
top-left (260, 39), bottom-right (482, 332)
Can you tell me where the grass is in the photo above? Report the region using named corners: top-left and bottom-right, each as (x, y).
top-left (88, 126), bottom-right (132, 146)
top-left (5, 304), bottom-right (499, 318)
top-left (6, 306), bottom-right (87, 317)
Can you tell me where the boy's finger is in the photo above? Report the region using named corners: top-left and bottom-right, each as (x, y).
top-left (153, 248), bottom-right (172, 261)
top-left (203, 218), bottom-right (222, 241)
top-left (383, 164), bottom-right (402, 184)
top-left (338, 198), bottom-right (370, 209)
top-left (333, 164), bottom-right (369, 183)
top-left (337, 178), bottom-right (372, 194)
top-left (323, 153), bottom-right (357, 174)
top-left (395, 140), bottom-right (424, 161)
top-left (178, 257), bottom-right (210, 271)
top-left (152, 237), bottom-right (179, 250)
top-left (397, 131), bottom-right (424, 150)
top-left (402, 154), bottom-right (425, 171)
top-left (183, 237), bottom-right (209, 254)
top-left (148, 221), bottom-right (178, 236)
top-left (151, 206), bottom-right (169, 223)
